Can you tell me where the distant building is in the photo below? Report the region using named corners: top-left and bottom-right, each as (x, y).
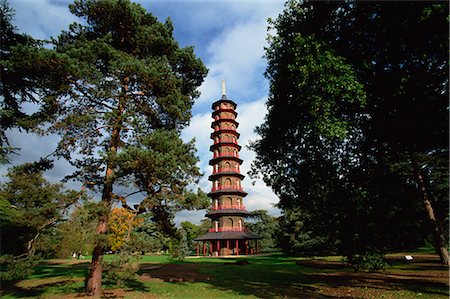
top-left (195, 81), bottom-right (261, 256)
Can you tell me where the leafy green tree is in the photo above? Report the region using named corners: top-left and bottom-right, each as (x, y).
top-left (252, 1), bottom-right (449, 264)
top-left (128, 214), bottom-right (170, 254)
top-left (0, 162), bottom-right (82, 279)
top-left (246, 210), bottom-right (279, 253)
top-left (56, 202), bottom-right (98, 258)
top-left (171, 228), bottom-right (190, 261)
top-left (251, 21), bottom-right (367, 258)
top-left (181, 220), bottom-right (210, 252)
top-left (32, 0), bottom-right (208, 294)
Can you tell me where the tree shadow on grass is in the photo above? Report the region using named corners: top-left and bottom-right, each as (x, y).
top-left (145, 254), bottom-right (449, 298)
top-left (1, 261), bottom-right (150, 298)
top-left (1, 277), bottom-right (84, 298)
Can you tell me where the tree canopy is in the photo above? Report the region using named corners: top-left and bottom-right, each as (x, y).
top-left (251, 0), bottom-right (448, 264)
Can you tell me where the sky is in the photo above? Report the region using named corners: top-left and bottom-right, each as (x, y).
top-left (3, 0), bottom-right (286, 224)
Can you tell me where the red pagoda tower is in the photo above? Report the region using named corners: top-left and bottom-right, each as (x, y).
top-left (195, 81), bottom-right (260, 256)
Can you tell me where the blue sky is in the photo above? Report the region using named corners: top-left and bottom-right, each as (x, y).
top-left (3, 0), bottom-right (285, 224)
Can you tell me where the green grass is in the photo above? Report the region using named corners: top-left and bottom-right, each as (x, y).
top-left (1, 253), bottom-right (448, 298)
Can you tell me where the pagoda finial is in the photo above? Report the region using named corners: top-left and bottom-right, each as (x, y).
top-left (222, 79), bottom-right (226, 96)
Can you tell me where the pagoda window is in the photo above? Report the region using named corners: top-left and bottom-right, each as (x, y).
top-left (225, 162), bottom-right (231, 170)
top-left (224, 178), bottom-right (232, 186)
top-left (226, 218), bottom-right (233, 228)
top-left (226, 197), bottom-right (232, 208)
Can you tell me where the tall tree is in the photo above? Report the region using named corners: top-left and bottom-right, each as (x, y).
top-left (252, 1), bottom-right (448, 263)
top-left (40, 0), bottom-right (207, 294)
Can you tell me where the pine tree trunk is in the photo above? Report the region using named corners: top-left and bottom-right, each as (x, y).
top-left (411, 157), bottom-right (449, 266)
top-left (85, 215), bottom-right (108, 295)
top-left (85, 80), bottom-right (128, 295)
top-left (85, 161), bottom-right (115, 296)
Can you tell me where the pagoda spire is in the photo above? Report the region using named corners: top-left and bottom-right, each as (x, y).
top-left (222, 79), bottom-right (226, 97)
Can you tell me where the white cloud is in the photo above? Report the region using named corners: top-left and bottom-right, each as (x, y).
top-left (10, 0), bottom-right (77, 40)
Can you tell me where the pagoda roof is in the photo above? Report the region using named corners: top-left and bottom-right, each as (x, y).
top-left (195, 230), bottom-right (260, 241)
top-left (206, 209), bottom-right (250, 217)
top-left (212, 95), bottom-right (237, 110)
top-left (208, 189), bottom-right (248, 197)
top-left (208, 171), bottom-right (245, 181)
top-left (209, 156), bottom-right (243, 165)
top-left (209, 142), bottom-right (242, 152)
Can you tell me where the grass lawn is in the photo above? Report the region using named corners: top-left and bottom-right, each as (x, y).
top-left (1, 252), bottom-right (448, 298)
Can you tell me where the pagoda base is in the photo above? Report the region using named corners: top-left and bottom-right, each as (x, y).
top-left (194, 232), bottom-right (261, 257)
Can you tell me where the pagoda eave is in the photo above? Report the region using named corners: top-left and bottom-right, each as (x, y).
top-left (208, 172), bottom-right (245, 181)
top-left (206, 209), bottom-right (250, 217)
top-left (209, 156), bottom-right (243, 165)
top-left (208, 189), bottom-right (248, 197)
top-left (212, 97), bottom-right (237, 110)
top-left (210, 143), bottom-right (242, 151)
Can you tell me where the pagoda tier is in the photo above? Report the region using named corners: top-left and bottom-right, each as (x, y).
top-left (195, 83), bottom-right (260, 257)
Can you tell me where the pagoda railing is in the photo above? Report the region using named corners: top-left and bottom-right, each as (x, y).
top-left (213, 138), bottom-right (238, 144)
top-left (211, 205), bottom-right (246, 211)
top-left (214, 116), bottom-right (235, 121)
top-left (211, 185), bottom-right (244, 192)
top-left (213, 152), bottom-right (239, 159)
top-left (212, 167), bottom-right (240, 175)
top-left (214, 126), bottom-right (237, 132)
top-left (208, 227), bottom-right (247, 232)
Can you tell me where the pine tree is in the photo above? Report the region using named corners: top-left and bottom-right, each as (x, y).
top-left (39, 0), bottom-right (207, 294)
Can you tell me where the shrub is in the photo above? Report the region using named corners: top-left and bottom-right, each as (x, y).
top-left (343, 252), bottom-right (387, 272)
top-left (101, 251), bottom-right (140, 288)
top-left (0, 254), bottom-right (39, 280)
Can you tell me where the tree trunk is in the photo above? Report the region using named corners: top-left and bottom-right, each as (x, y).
top-left (411, 157), bottom-right (449, 266)
top-left (85, 216), bottom-right (108, 295)
top-left (85, 79), bottom-right (128, 295)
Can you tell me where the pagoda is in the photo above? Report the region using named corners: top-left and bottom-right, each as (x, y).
top-left (195, 81), bottom-right (260, 256)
